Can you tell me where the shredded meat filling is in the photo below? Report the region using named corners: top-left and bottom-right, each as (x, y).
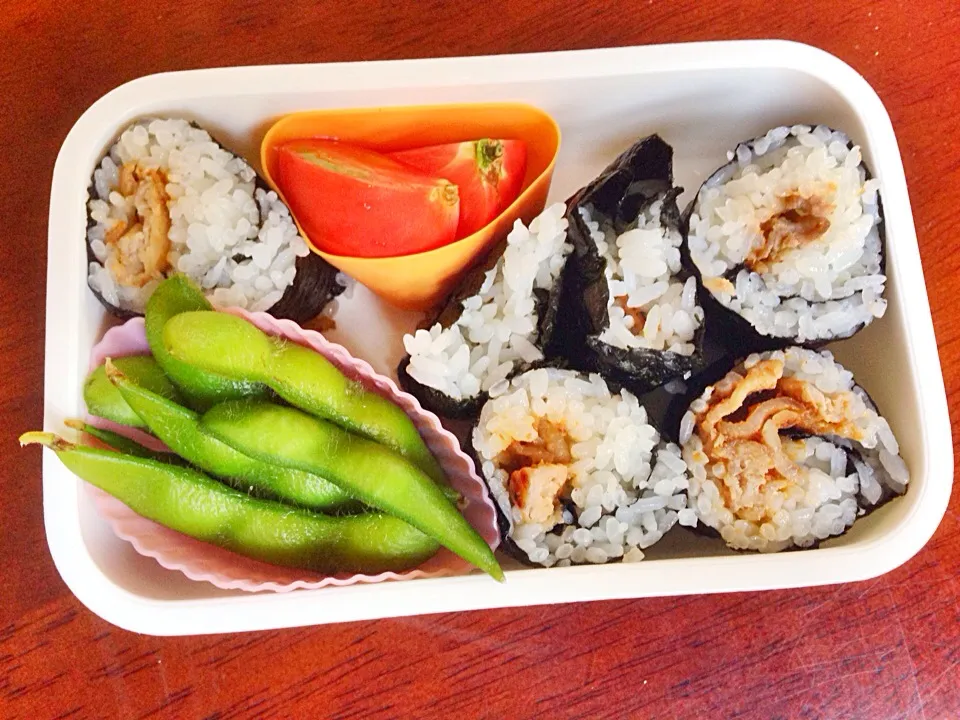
top-left (508, 464), bottom-right (570, 525)
top-left (497, 418), bottom-right (572, 473)
top-left (695, 358), bottom-right (863, 515)
top-left (105, 163), bottom-right (172, 288)
top-left (613, 295), bottom-right (646, 334)
top-left (748, 191), bottom-right (835, 273)
top-left (498, 418), bottom-right (572, 525)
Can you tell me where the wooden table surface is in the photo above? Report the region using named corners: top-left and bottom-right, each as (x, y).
top-left (4, 0), bottom-right (960, 717)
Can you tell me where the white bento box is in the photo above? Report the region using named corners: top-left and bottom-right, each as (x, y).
top-left (45, 40), bottom-right (951, 635)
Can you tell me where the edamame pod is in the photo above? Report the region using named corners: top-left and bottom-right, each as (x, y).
top-left (105, 360), bottom-right (359, 513)
top-left (64, 419), bottom-right (170, 461)
top-left (146, 275), bottom-right (267, 409)
top-left (200, 400), bottom-right (503, 581)
top-left (162, 310), bottom-right (445, 483)
top-left (20, 432), bottom-right (439, 574)
top-left (84, 355), bottom-right (182, 428)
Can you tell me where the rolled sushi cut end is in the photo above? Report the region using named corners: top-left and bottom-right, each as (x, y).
top-left (562, 134), bottom-right (704, 393)
top-left (686, 124), bottom-right (885, 346)
top-left (87, 118), bottom-right (346, 321)
top-left (678, 346), bottom-right (908, 552)
top-left (582, 201), bottom-right (702, 356)
top-left (472, 367), bottom-right (691, 567)
top-left (400, 203), bottom-right (571, 416)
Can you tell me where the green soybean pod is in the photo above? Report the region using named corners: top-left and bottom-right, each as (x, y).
top-left (64, 419), bottom-right (170, 461)
top-left (20, 433), bottom-right (439, 575)
top-left (146, 275), bottom-right (268, 410)
top-left (84, 355), bottom-right (183, 428)
top-left (162, 310), bottom-right (445, 483)
top-left (105, 359), bottom-right (359, 513)
top-left (200, 400), bottom-right (503, 582)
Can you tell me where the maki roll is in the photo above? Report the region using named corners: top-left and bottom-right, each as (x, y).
top-left (677, 347), bottom-right (908, 552)
top-left (686, 124), bottom-right (885, 349)
top-left (399, 204), bottom-right (571, 418)
top-left (472, 367), bottom-right (690, 566)
top-left (86, 118), bottom-right (346, 322)
top-left (561, 135), bottom-right (704, 392)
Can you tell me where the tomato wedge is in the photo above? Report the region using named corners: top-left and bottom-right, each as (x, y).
top-left (389, 139), bottom-right (527, 239)
top-left (275, 140), bottom-right (460, 258)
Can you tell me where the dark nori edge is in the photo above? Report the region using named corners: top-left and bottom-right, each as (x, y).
top-left (678, 521), bottom-right (826, 554)
top-left (431, 236), bottom-right (507, 330)
top-left (397, 356), bottom-right (487, 420)
top-left (466, 363), bottom-right (679, 566)
top-left (462, 422), bottom-right (529, 565)
top-left (667, 347), bottom-right (907, 553)
top-left (659, 349), bottom-right (742, 444)
top-left (84, 119), bottom-right (343, 323)
top-left (837, 384), bottom-right (904, 512)
top-left (395, 238), bottom-right (504, 418)
top-left (264, 245), bottom-right (345, 324)
top-left (85, 175), bottom-right (141, 321)
top-left (557, 134), bottom-right (706, 396)
top-left (397, 211), bottom-right (570, 420)
top-left (680, 126), bottom-right (887, 356)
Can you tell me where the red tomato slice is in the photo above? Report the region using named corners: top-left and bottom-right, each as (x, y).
top-left (389, 139), bottom-right (527, 239)
top-left (275, 140), bottom-right (460, 258)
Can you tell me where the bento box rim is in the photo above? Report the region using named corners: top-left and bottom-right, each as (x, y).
top-left (44, 39), bottom-right (952, 636)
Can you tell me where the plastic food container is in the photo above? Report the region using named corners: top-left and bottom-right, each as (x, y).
top-left (45, 40), bottom-right (951, 636)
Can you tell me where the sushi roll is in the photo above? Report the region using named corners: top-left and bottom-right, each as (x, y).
top-left (471, 367), bottom-right (690, 566)
top-left (86, 118), bottom-right (347, 322)
top-left (677, 347), bottom-right (909, 552)
top-left (685, 124), bottom-right (885, 349)
top-left (399, 203), bottom-right (571, 418)
top-left (561, 135), bottom-right (704, 393)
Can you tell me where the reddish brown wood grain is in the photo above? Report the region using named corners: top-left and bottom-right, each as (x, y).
top-left (2, 0), bottom-right (959, 718)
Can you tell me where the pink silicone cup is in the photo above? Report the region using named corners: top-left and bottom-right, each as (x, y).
top-left (83, 311), bottom-right (500, 593)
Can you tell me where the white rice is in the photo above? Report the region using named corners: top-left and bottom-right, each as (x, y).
top-left (473, 368), bottom-right (690, 566)
top-left (680, 347), bottom-right (907, 552)
top-left (582, 201), bottom-right (704, 355)
top-left (403, 204), bottom-right (571, 401)
top-left (687, 125), bottom-right (885, 343)
top-left (87, 118), bottom-right (310, 314)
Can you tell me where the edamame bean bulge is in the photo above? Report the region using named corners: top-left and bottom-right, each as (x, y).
top-left (200, 400), bottom-right (503, 581)
top-left (162, 310), bottom-right (445, 483)
top-left (146, 275), bottom-right (268, 410)
top-left (83, 355), bottom-right (182, 428)
top-left (105, 359), bottom-right (359, 513)
top-left (19, 433), bottom-right (439, 574)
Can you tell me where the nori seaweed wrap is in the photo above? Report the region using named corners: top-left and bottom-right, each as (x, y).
top-left (85, 117), bottom-right (345, 322)
top-left (470, 366), bottom-right (690, 566)
top-left (683, 124), bottom-right (886, 353)
top-left (558, 134), bottom-right (705, 394)
top-left (676, 346), bottom-right (908, 552)
top-left (399, 203), bottom-right (571, 419)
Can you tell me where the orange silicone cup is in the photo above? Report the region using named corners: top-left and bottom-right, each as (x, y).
top-left (260, 103), bottom-right (560, 311)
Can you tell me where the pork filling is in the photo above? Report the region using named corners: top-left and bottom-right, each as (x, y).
top-left (497, 418), bottom-right (572, 526)
top-left (692, 357), bottom-right (863, 522)
top-left (103, 162), bottom-right (172, 288)
top-left (747, 189), bottom-right (835, 274)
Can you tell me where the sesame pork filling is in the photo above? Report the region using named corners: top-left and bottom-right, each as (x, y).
top-left (473, 368), bottom-right (691, 566)
top-left (679, 348), bottom-right (909, 552)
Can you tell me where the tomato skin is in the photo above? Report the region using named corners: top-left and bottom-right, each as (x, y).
top-left (389, 139), bottom-right (527, 239)
top-left (493, 140), bottom-right (526, 211)
top-left (275, 140), bottom-right (460, 258)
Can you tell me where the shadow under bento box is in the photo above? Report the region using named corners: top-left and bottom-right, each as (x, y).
top-left (45, 41), bottom-right (951, 636)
